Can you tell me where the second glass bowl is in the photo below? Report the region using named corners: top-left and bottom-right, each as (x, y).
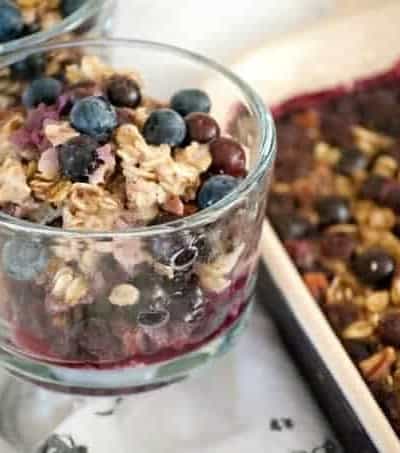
top-left (0, 0), bottom-right (115, 56)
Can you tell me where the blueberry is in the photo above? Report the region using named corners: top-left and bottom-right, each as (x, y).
top-left (22, 77), bottom-right (62, 108)
top-left (320, 232), bottom-right (356, 260)
top-left (377, 312), bottom-right (400, 348)
top-left (137, 310), bottom-right (170, 328)
top-left (143, 108), bottom-right (186, 147)
top-left (324, 303), bottom-right (359, 332)
top-left (336, 148), bottom-right (368, 176)
top-left (198, 175), bottom-right (240, 209)
top-left (271, 213), bottom-right (313, 241)
top-left (360, 175), bottom-right (387, 202)
top-left (0, 0), bottom-right (23, 43)
top-left (131, 268), bottom-right (168, 305)
top-left (352, 248), bottom-right (395, 287)
top-left (57, 135), bottom-right (98, 182)
top-left (343, 340), bottom-right (374, 362)
top-left (147, 231), bottom-right (200, 271)
top-left (267, 192), bottom-right (296, 217)
top-left (315, 196), bottom-right (351, 226)
top-left (11, 53), bottom-right (45, 81)
top-left (168, 278), bottom-right (205, 324)
top-left (70, 96), bottom-right (118, 142)
top-left (380, 180), bottom-right (400, 215)
top-left (61, 0), bottom-right (85, 17)
top-left (171, 89), bottom-right (211, 116)
top-left (106, 75), bottom-right (141, 109)
top-left (2, 239), bottom-right (48, 281)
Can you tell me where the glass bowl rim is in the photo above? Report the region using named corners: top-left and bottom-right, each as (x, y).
top-left (0, 38), bottom-right (276, 239)
top-left (0, 0), bottom-right (108, 55)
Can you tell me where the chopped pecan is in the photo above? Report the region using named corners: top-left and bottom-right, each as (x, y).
top-left (360, 347), bottom-right (396, 382)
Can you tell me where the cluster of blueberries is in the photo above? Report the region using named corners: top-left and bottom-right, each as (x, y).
top-left (0, 0), bottom-right (85, 43)
top-left (272, 191), bottom-right (396, 289)
top-left (21, 73), bottom-right (246, 212)
top-left (0, 73), bottom-right (248, 284)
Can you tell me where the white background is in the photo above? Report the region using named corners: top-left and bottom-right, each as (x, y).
top-left (112, 0), bottom-right (333, 64)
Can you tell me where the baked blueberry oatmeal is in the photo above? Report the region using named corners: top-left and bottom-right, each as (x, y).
top-left (0, 47), bottom-right (267, 373)
top-left (269, 61), bottom-right (400, 436)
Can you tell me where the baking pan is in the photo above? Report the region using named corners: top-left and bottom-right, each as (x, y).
top-left (229, 2), bottom-right (400, 452)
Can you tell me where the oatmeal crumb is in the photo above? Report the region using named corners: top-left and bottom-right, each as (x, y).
top-left (109, 284), bottom-right (140, 306)
top-left (0, 157), bottom-right (31, 205)
top-left (44, 121), bottom-right (79, 147)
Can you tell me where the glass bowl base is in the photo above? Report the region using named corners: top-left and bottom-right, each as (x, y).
top-left (0, 302), bottom-right (252, 451)
top-left (1, 301), bottom-right (252, 396)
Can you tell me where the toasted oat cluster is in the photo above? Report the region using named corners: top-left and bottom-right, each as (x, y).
top-left (0, 53), bottom-right (247, 230)
top-left (271, 79), bottom-right (400, 435)
top-left (0, 0), bottom-right (85, 44)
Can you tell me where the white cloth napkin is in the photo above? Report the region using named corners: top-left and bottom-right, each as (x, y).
top-left (42, 304), bottom-right (342, 453)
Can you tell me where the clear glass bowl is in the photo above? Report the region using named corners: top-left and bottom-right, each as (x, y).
top-left (0, 39), bottom-right (276, 395)
top-left (0, 0), bottom-right (114, 56)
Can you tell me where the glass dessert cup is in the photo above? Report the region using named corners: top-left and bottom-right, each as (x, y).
top-left (0, 39), bottom-right (275, 449)
top-left (0, 0), bottom-right (114, 57)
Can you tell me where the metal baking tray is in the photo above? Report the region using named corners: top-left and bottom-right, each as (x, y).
top-left (230, 2), bottom-right (400, 452)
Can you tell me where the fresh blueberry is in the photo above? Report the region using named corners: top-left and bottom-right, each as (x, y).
top-left (336, 148), bottom-right (368, 176)
top-left (2, 239), bottom-right (48, 281)
top-left (320, 232), bottom-right (356, 260)
top-left (198, 175), bottom-right (240, 209)
top-left (271, 213), bottom-right (314, 241)
top-left (106, 75), bottom-right (141, 109)
top-left (352, 248), bottom-right (395, 287)
top-left (360, 174), bottom-right (387, 202)
top-left (22, 77), bottom-right (62, 108)
top-left (61, 0), bottom-right (86, 17)
top-left (315, 196), bottom-right (351, 226)
top-left (137, 310), bottom-right (170, 328)
top-left (378, 312), bottom-right (400, 348)
top-left (380, 180), bottom-right (400, 215)
top-left (168, 277), bottom-right (205, 324)
top-left (70, 96), bottom-right (118, 142)
top-left (57, 135), bottom-right (98, 182)
top-left (147, 230), bottom-right (199, 270)
top-left (170, 89), bottom-right (211, 116)
top-left (0, 0), bottom-right (23, 43)
top-left (11, 53), bottom-right (45, 81)
top-left (143, 108), bottom-right (186, 147)
top-left (131, 267), bottom-right (169, 305)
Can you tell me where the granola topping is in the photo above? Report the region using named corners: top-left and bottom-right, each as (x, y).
top-left (0, 48), bottom-right (256, 373)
